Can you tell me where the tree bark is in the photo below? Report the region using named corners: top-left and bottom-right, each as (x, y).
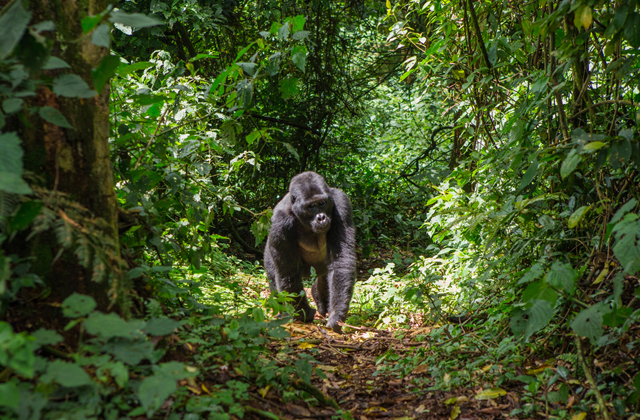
top-left (2, 0), bottom-right (120, 318)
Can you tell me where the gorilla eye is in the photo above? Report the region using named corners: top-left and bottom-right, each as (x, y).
top-left (318, 201), bottom-right (326, 206)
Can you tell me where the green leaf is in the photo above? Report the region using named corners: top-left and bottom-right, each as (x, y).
top-left (3, 98), bottom-right (23, 114)
top-left (41, 360), bottom-right (92, 387)
top-left (612, 220), bottom-right (640, 275)
top-left (290, 15), bottom-right (306, 32)
top-left (538, 215), bottom-right (555, 230)
top-left (52, 74), bottom-right (97, 98)
top-left (81, 15), bottom-right (103, 33)
top-left (610, 139), bottom-right (631, 169)
top-left (545, 262), bottom-right (576, 295)
top-left (611, 199), bottom-right (638, 225)
top-left (30, 328), bottom-right (63, 348)
top-left (568, 205), bottom-right (590, 229)
top-left (11, 200), bottom-right (42, 230)
top-left (252, 307), bottom-right (265, 322)
top-left (292, 45), bottom-right (307, 73)
top-left (103, 340), bottom-right (155, 365)
top-left (237, 62), bottom-right (256, 76)
top-left (109, 361), bottom-right (129, 387)
top-left (522, 279), bottom-right (558, 304)
top-left (560, 150), bottom-right (581, 179)
top-left (42, 56), bottom-right (71, 70)
top-left (108, 11), bottom-right (163, 29)
top-left (571, 303), bottom-right (610, 342)
top-left (278, 22), bottom-right (290, 40)
top-left (0, 172), bottom-right (31, 194)
top-left (295, 359), bottom-right (312, 385)
top-left (116, 61), bottom-right (153, 77)
top-left (518, 159), bottom-right (538, 191)
top-left (138, 374), bottom-right (177, 413)
top-left (0, 381), bottom-right (19, 408)
top-left (623, 13), bottom-right (640, 48)
top-left (39, 106), bottom-right (73, 129)
top-left (144, 317), bottom-right (182, 336)
top-left (524, 299), bottom-right (554, 340)
top-left (91, 24), bottom-right (111, 48)
top-left (246, 130), bottom-right (261, 145)
top-left (157, 361), bottom-right (195, 380)
top-left (0, 0), bottom-right (31, 60)
top-left (283, 142), bottom-right (300, 161)
top-left (582, 141), bottom-right (605, 153)
top-left (573, 5), bottom-right (592, 29)
top-left (279, 77), bottom-right (299, 99)
top-left (92, 55), bottom-right (121, 92)
top-left (84, 312), bottom-right (143, 339)
top-left (62, 293), bottom-right (97, 318)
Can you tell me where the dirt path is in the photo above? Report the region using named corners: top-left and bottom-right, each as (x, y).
top-left (253, 322), bottom-right (519, 420)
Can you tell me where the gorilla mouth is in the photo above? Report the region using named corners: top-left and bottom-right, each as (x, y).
top-left (312, 220), bottom-right (331, 233)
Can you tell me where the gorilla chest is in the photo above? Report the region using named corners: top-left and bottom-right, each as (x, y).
top-left (298, 234), bottom-right (329, 270)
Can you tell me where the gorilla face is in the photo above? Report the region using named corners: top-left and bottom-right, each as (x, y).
top-left (290, 173), bottom-right (334, 234)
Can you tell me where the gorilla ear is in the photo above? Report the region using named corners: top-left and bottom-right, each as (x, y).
top-left (291, 194), bottom-right (297, 203)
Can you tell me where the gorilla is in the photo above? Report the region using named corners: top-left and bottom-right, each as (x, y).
top-left (264, 172), bottom-right (356, 333)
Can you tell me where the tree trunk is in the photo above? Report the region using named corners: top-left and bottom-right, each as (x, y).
top-left (2, 0), bottom-right (121, 322)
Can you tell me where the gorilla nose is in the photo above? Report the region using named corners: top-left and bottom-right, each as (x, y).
top-left (316, 214), bottom-right (326, 222)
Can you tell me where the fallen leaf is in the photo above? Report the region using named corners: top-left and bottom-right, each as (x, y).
top-left (450, 404), bottom-right (461, 419)
top-left (298, 342), bottom-right (315, 349)
top-left (475, 387), bottom-right (507, 400)
top-left (258, 385), bottom-right (270, 397)
top-left (286, 403), bottom-right (311, 417)
top-left (413, 364), bottom-right (429, 374)
top-left (570, 413), bottom-right (587, 420)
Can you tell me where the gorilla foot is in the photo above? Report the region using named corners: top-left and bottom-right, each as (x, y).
top-left (294, 307), bottom-right (316, 323)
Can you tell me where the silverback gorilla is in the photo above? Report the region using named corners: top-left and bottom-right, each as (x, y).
top-left (264, 172), bottom-right (356, 333)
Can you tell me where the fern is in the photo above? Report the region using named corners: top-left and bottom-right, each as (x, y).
top-left (0, 191), bottom-right (19, 231)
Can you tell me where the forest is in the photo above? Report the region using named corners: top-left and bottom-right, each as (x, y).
top-left (0, 0), bottom-right (639, 418)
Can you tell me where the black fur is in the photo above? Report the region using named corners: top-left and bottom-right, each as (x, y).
top-left (264, 172), bottom-right (356, 333)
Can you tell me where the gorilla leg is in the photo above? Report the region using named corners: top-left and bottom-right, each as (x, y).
top-left (277, 275), bottom-right (316, 322)
top-left (311, 274), bottom-right (329, 317)
top-left (326, 268), bottom-right (355, 333)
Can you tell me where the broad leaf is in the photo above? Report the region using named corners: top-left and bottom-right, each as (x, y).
top-left (518, 159), bottom-right (538, 191)
top-left (92, 55), bottom-right (120, 92)
top-left (91, 24), bottom-right (111, 48)
top-left (39, 106), bottom-right (73, 129)
top-left (62, 293), bottom-right (96, 318)
top-left (571, 303), bottom-right (610, 341)
top-left (524, 299), bottom-right (555, 340)
top-left (545, 262), bottom-right (576, 295)
top-left (560, 150), bottom-right (581, 179)
top-left (138, 376), bottom-right (175, 414)
top-left (612, 220), bottom-right (640, 275)
top-left (0, 0), bottom-right (31, 60)
top-left (568, 205), bottom-right (589, 229)
top-left (611, 199), bottom-right (638, 225)
top-left (144, 317), bottom-right (182, 336)
top-left (623, 13), bottom-right (640, 48)
top-left (0, 172), bottom-right (31, 194)
top-left (41, 360), bottom-right (92, 387)
top-left (53, 74), bottom-right (97, 98)
top-left (84, 312), bottom-right (143, 338)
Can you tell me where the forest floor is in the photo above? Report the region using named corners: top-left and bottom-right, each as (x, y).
top-left (245, 321), bottom-right (521, 420)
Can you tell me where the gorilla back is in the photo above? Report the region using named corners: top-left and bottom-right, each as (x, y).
top-left (264, 172), bottom-right (356, 333)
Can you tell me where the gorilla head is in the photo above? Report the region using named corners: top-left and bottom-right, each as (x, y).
top-left (290, 172), bottom-right (334, 234)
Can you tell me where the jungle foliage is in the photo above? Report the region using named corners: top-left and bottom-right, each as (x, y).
top-left (0, 0), bottom-right (639, 418)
